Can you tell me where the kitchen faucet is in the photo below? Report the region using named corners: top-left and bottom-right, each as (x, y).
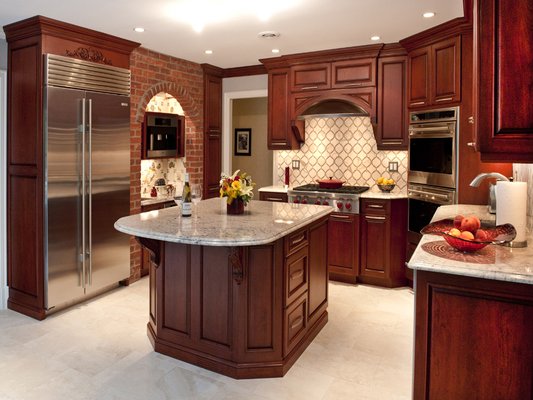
top-left (469, 172), bottom-right (510, 214)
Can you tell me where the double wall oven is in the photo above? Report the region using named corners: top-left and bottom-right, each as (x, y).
top-left (407, 107), bottom-right (459, 259)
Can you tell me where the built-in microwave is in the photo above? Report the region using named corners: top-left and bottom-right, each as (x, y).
top-left (142, 112), bottom-right (185, 159)
top-left (408, 107), bottom-right (458, 189)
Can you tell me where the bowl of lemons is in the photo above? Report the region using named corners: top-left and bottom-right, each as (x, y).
top-left (376, 177), bottom-right (395, 192)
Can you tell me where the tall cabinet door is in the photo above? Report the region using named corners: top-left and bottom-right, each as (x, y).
top-left (45, 87), bottom-right (86, 309)
top-left (203, 71), bottom-right (222, 198)
top-left (86, 91), bottom-right (131, 292)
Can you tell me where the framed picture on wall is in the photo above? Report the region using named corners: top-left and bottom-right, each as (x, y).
top-left (234, 128), bottom-right (252, 156)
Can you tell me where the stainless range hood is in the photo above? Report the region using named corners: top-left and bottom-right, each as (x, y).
top-left (296, 99), bottom-right (369, 119)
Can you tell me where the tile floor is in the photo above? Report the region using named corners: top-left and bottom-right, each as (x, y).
top-left (0, 278), bottom-right (414, 400)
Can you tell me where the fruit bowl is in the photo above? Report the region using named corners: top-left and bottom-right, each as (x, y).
top-left (421, 219), bottom-right (517, 252)
top-left (377, 183), bottom-right (395, 192)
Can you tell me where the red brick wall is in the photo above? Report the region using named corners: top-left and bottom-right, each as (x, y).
top-left (128, 47), bottom-right (204, 282)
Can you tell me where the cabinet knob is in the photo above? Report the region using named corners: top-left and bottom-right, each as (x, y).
top-left (468, 116), bottom-right (474, 124)
top-left (467, 142), bottom-right (476, 147)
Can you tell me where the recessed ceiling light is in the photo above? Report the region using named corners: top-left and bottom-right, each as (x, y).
top-left (258, 31), bottom-right (280, 39)
top-left (272, 49), bottom-right (280, 54)
top-left (370, 36), bottom-right (381, 41)
top-left (134, 27), bottom-right (145, 33)
top-left (205, 50), bottom-right (213, 55)
top-left (423, 12), bottom-right (435, 18)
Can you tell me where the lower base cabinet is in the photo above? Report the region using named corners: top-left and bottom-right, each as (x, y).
top-left (413, 270), bottom-right (533, 399)
top-left (359, 198), bottom-right (407, 287)
top-left (328, 213), bottom-right (359, 284)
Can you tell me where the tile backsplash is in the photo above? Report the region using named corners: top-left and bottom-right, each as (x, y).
top-left (276, 117), bottom-right (408, 191)
top-left (141, 158), bottom-right (185, 197)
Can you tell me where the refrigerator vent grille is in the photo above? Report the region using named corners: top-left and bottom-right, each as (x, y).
top-left (45, 54), bottom-right (131, 96)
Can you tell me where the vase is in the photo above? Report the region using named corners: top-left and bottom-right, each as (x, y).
top-left (227, 198), bottom-right (245, 215)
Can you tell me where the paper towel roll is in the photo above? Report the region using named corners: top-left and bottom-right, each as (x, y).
top-left (496, 181), bottom-right (528, 243)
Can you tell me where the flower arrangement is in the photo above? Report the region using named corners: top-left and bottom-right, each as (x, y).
top-left (219, 170), bottom-right (255, 205)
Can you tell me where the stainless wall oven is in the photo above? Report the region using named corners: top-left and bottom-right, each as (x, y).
top-left (408, 107), bottom-right (458, 189)
top-left (407, 107), bottom-right (459, 263)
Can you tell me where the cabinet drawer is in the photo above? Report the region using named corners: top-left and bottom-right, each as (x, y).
top-left (259, 191), bottom-right (288, 203)
top-left (290, 63), bottom-right (331, 91)
top-left (283, 293), bottom-right (308, 356)
top-left (361, 199), bottom-right (390, 215)
top-left (285, 246), bottom-right (308, 306)
top-left (285, 228), bottom-right (308, 255)
top-left (331, 58), bottom-right (376, 88)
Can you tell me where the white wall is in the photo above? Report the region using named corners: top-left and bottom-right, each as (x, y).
top-left (0, 39), bottom-right (7, 70)
top-left (1, 70), bottom-right (7, 309)
top-left (222, 75), bottom-right (268, 176)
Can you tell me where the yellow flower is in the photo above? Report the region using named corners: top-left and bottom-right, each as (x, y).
top-left (231, 180), bottom-right (241, 191)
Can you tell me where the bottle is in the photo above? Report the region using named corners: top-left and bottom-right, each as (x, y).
top-left (181, 173), bottom-right (192, 217)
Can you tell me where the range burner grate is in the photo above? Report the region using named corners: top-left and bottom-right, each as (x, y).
top-left (292, 184), bottom-right (369, 194)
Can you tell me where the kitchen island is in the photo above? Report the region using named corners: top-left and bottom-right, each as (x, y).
top-left (408, 204), bottom-right (533, 399)
top-left (115, 198), bottom-right (331, 378)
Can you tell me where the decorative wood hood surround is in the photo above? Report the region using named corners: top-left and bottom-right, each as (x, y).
top-left (260, 43), bottom-right (409, 150)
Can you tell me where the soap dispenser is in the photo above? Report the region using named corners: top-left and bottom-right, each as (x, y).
top-left (469, 172), bottom-right (510, 213)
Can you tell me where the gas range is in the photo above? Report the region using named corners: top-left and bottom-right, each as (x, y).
top-left (287, 184), bottom-right (369, 214)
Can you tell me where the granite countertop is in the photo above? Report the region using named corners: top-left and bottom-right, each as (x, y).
top-left (141, 196), bottom-right (177, 207)
top-left (115, 197), bottom-right (332, 247)
top-left (258, 185), bottom-right (289, 193)
top-left (360, 188), bottom-right (408, 199)
top-left (408, 204), bottom-right (533, 285)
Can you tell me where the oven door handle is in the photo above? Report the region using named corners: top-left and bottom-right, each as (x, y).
top-left (409, 126), bottom-right (454, 135)
top-left (408, 189), bottom-right (451, 202)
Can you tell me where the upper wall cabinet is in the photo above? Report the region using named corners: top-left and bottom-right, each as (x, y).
top-left (473, 0), bottom-right (533, 162)
top-left (406, 36), bottom-right (461, 108)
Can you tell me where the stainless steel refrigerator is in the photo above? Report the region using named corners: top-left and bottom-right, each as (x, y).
top-left (44, 54), bottom-right (130, 311)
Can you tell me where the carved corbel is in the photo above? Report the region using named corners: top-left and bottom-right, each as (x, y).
top-left (229, 247), bottom-right (244, 285)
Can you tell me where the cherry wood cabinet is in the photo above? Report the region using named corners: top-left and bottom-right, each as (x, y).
top-left (406, 36), bottom-right (461, 108)
top-left (140, 200), bottom-right (175, 277)
top-left (4, 16), bottom-right (139, 319)
top-left (259, 191), bottom-right (288, 203)
top-left (201, 64), bottom-right (223, 198)
top-left (327, 213), bottom-right (359, 284)
top-left (290, 63), bottom-right (330, 92)
top-left (413, 270), bottom-right (533, 399)
top-left (376, 47), bottom-right (408, 150)
top-left (359, 198), bottom-right (407, 288)
top-left (142, 215), bottom-right (329, 378)
top-left (473, 0), bottom-right (533, 162)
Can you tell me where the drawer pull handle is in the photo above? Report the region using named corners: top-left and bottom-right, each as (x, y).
top-left (291, 235), bottom-right (306, 245)
top-left (300, 86), bottom-right (319, 90)
top-left (266, 197), bottom-right (284, 201)
top-left (410, 101), bottom-right (425, 106)
top-left (468, 116), bottom-right (474, 124)
top-left (290, 316), bottom-right (304, 330)
top-left (344, 82), bottom-right (363, 86)
top-left (368, 204), bottom-right (384, 209)
top-left (467, 142), bottom-right (476, 147)
top-left (435, 97), bottom-right (453, 102)
top-left (366, 215), bottom-right (386, 221)
top-left (290, 270), bottom-right (304, 280)
top-left (331, 214), bottom-right (351, 220)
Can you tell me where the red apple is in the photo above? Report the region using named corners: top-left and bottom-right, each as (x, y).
top-left (460, 216), bottom-right (481, 233)
top-left (454, 214), bottom-right (464, 229)
top-left (475, 229), bottom-right (489, 241)
top-left (459, 230), bottom-right (475, 241)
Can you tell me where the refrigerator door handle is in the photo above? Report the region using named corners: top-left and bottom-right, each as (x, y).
top-left (88, 98), bottom-right (93, 286)
top-left (81, 98), bottom-right (87, 289)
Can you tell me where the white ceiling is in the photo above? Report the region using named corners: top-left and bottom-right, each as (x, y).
top-left (0, 0), bottom-right (465, 69)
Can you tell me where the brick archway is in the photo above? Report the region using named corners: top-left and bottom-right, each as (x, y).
top-left (127, 48), bottom-right (204, 282)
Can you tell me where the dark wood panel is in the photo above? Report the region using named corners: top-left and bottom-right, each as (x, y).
top-left (376, 56), bottom-right (408, 150)
top-left (283, 293), bottom-right (307, 357)
top-left (308, 218), bottom-right (328, 324)
top-left (331, 58), bottom-right (376, 88)
top-left (9, 43), bottom-right (40, 166)
top-left (201, 246), bottom-right (232, 347)
top-left (327, 213), bottom-right (356, 274)
top-left (8, 175), bottom-right (42, 304)
top-left (285, 246), bottom-right (308, 306)
top-left (162, 243), bottom-right (190, 336)
top-left (432, 35), bottom-right (461, 103)
top-left (414, 270), bottom-right (533, 400)
top-left (268, 69), bottom-right (297, 149)
top-left (246, 245), bottom-right (278, 351)
top-left (408, 47), bottom-right (430, 107)
top-left (475, 0), bottom-right (533, 161)
top-left (204, 132), bottom-right (222, 199)
top-left (290, 63), bottom-right (330, 91)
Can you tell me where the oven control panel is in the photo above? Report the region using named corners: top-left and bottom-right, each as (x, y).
top-left (289, 194), bottom-right (360, 214)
